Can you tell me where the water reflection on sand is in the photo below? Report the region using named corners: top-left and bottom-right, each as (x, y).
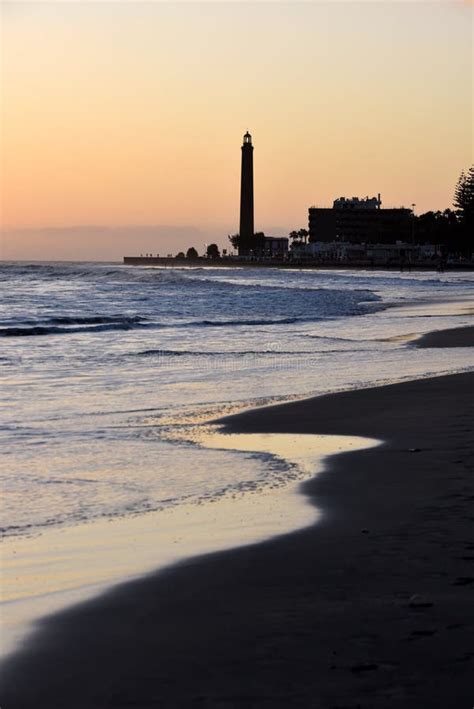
top-left (1, 431), bottom-right (378, 659)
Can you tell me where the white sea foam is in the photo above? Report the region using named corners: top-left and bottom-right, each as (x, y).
top-left (0, 262), bottom-right (473, 539)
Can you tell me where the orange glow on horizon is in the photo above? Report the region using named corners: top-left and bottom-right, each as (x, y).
top-left (1, 1), bottom-right (472, 258)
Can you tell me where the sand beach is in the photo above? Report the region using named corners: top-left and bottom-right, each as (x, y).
top-left (0, 325), bottom-right (473, 708)
top-left (414, 324), bottom-right (474, 349)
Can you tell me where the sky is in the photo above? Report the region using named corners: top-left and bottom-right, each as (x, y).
top-left (1, 0), bottom-right (472, 259)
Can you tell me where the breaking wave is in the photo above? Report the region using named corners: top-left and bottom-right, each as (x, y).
top-left (0, 316), bottom-right (150, 337)
top-left (0, 314), bottom-right (335, 337)
top-left (133, 348), bottom-right (308, 358)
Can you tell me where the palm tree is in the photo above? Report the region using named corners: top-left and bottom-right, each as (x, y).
top-left (298, 228), bottom-right (309, 244)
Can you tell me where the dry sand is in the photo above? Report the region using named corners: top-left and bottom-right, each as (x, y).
top-left (0, 337), bottom-right (473, 707)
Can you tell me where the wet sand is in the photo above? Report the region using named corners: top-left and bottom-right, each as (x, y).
top-left (414, 324), bottom-right (474, 348)
top-left (0, 368), bottom-right (473, 703)
top-left (0, 433), bottom-right (382, 661)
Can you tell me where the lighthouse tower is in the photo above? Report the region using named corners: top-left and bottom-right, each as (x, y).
top-left (239, 132), bottom-right (254, 250)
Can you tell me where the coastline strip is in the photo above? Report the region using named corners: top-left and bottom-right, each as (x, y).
top-left (0, 368), bottom-right (472, 707)
top-left (413, 324), bottom-right (474, 348)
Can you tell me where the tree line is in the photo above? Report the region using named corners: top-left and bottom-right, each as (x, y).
top-left (414, 165), bottom-right (473, 255)
top-left (174, 244), bottom-right (222, 260)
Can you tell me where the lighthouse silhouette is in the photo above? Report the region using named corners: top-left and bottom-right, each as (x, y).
top-left (239, 131), bottom-right (254, 253)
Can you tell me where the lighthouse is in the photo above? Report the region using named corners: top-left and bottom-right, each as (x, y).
top-left (239, 131), bottom-right (254, 249)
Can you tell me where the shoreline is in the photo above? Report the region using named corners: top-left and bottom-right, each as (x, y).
top-left (414, 324), bottom-right (474, 348)
top-left (0, 362), bottom-right (473, 706)
top-left (123, 256), bottom-right (474, 271)
top-left (1, 433), bottom-right (377, 659)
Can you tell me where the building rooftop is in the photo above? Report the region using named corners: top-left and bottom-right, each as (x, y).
top-left (333, 195), bottom-right (381, 210)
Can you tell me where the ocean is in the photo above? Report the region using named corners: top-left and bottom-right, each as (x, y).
top-left (1, 261), bottom-right (473, 541)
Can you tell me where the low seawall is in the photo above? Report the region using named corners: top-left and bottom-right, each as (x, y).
top-left (123, 256), bottom-right (473, 271)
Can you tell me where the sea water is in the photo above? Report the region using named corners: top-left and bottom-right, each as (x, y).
top-left (1, 262), bottom-right (473, 539)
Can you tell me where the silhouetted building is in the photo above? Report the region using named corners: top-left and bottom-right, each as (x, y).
top-left (309, 195), bottom-right (412, 244)
top-left (240, 132), bottom-right (254, 245)
top-left (291, 240), bottom-right (441, 264)
top-left (262, 236), bottom-right (288, 257)
top-left (334, 195), bottom-right (382, 210)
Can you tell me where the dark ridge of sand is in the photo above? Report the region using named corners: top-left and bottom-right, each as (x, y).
top-left (1, 372), bottom-right (473, 708)
top-left (414, 324), bottom-right (474, 348)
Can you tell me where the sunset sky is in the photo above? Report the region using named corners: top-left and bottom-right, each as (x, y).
top-left (1, 1), bottom-right (472, 259)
